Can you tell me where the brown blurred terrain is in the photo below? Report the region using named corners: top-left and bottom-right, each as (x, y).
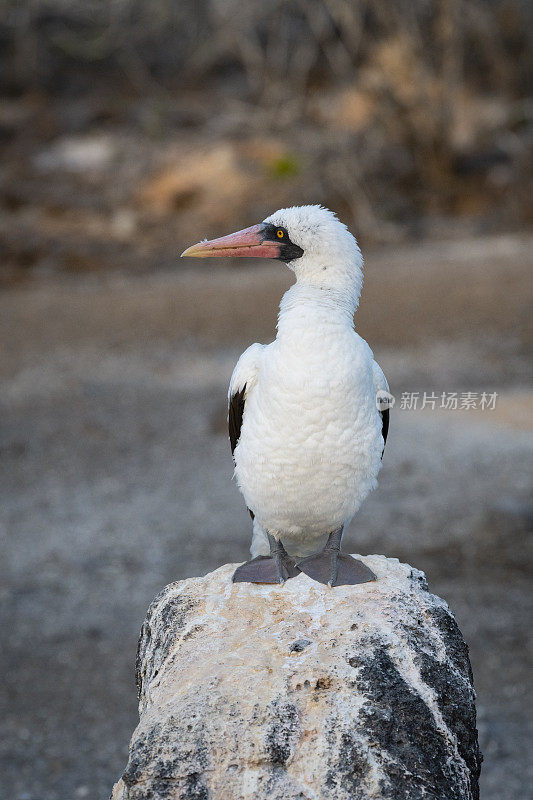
top-left (0, 2), bottom-right (532, 800)
top-left (1, 0), bottom-right (533, 280)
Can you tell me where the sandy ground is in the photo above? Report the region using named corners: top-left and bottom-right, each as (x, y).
top-left (1, 238), bottom-right (532, 800)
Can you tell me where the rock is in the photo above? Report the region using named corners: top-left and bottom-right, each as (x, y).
top-left (112, 556), bottom-right (481, 800)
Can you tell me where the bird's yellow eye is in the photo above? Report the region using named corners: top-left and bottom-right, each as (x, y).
top-left (277, 229), bottom-right (284, 238)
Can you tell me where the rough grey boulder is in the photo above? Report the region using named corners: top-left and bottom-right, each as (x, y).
top-left (112, 556), bottom-right (481, 800)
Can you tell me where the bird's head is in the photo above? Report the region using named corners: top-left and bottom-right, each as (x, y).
top-left (181, 204), bottom-right (363, 298)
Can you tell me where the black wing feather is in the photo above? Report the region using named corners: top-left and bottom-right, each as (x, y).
top-left (228, 385), bottom-right (246, 456)
top-left (228, 385), bottom-right (254, 520)
top-left (381, 407), bottom-right (389, 458)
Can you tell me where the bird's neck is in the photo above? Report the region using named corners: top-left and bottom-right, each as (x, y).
top-left (277, 281), bottom-right (357, 338)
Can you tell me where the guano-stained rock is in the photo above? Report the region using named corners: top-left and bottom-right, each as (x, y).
top-left (112, 555), bottom-right (481, 800)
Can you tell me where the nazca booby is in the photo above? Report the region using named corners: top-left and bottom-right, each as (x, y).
top-left (182, 205), bottom-right (389, 586)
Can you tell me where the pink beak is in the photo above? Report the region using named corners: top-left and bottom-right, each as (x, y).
top-left (180, 224), bottom-right (281, 259)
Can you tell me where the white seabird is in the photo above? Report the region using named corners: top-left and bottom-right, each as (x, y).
top-left (182, 205), bottom-right (390, 586)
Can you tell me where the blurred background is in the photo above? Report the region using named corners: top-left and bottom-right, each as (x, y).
top-left (0, 1), bottom-right (532, 798)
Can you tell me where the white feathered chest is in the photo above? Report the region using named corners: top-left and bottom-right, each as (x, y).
top-left (232, 289), bottom-right (384, 539)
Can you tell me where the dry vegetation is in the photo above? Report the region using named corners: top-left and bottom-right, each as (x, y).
top-left (0, 0), bottom-right (532, 282)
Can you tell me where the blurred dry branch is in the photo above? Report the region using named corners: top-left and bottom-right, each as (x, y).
top-left (1, 0), bottom-right (529, 96)
top-left (0, 0), bottom-right (532, 279)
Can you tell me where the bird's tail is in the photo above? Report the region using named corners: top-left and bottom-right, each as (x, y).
top-left (250, 518), bottom-right (330, 559)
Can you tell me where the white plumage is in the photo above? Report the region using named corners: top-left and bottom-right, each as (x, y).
top-left (228, 205), bottom-right (389, 559)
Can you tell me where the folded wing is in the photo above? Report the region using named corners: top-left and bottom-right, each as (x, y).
top-left (228, 342), bottom-right (264, 456)
top-left (372, 360), bottom-right (390, 455)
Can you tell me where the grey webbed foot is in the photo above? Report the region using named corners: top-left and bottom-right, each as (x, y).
top-left (232, 534), bottom-right (300, 584)
top-left (297, 528), bottom-right (376, 587)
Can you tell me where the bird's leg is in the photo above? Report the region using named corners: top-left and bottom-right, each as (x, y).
top-left (268, 534), bottom-right (301, 584)
top-left (232, 532), bottom-right (300, 584)
top-left (297, 527), bottom-right (376, 587)
top-left (323, 527), bottom-right (342, 586)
